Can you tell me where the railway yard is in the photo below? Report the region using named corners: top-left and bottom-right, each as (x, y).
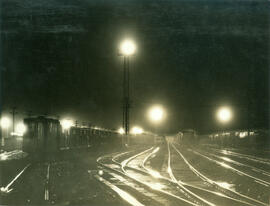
top-left (0, 139), bottom-right (269, 206)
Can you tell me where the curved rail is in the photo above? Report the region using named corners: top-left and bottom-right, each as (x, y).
top-left (171, 143), bottom-right (268, 206)
top-left (97, 147), bottom-right (200, 206)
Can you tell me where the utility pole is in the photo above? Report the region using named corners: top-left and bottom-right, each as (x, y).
top-left (10, 107), bottom-right (18, 134)
top-left (119, 40), bottom-right (136, 147)
top-left (123, 55), bottom-right (130, 145)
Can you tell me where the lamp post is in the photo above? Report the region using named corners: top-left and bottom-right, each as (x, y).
top-left (119, 39), bottom-right (136, 146)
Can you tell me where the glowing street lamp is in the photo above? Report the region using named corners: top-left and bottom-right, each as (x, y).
top-left (131, 126), bottom-right (143, 135)
top-left (15, 123), bottom-right (26, 136)
top-left (0, 117), bottom-right (11, 129)
top-left (118, 127), bottom-right (125, 135)
top-left (148, 105), bottom-right (165, 123)
top-left (61, 119), bottom-right (73, 148)
top-left (60, 119), bottom-right (73, 130)
top-left (120, 40), bottom-right (136, 56)
top-left (148, 105), bottom-right (165, 136)
top-left (217, 107), bottom-right (232, 123)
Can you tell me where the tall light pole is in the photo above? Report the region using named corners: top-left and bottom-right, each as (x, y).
top-left (119, 39), bottom-right (136, 146)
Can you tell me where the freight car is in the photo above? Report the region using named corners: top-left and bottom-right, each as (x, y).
top-left (68, 127), bottom-right (91, 147)
top-left (207, 130), bottom-right (269, 149)
top-left (60, 126), bottom-right (120, 149)
top-left (23, 116), bottom-right (121, 155)
top-left (23, 116), bottom-right (61, 155)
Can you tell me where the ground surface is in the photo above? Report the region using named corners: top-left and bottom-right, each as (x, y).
top-left (1, 142), bottom-right (270, 206)
top-left (0, 144), bottom-right (129, 205)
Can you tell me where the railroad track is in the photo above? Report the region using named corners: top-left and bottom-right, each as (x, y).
top-left (96, 143), bottom-right (270, 206)
top-left (170, 143), bottom-right (269, 206)
top-left (97, 147), bottom-right (202, 206)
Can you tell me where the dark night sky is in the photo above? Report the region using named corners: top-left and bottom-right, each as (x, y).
top-left (1, 0), bottom-right (269, 133)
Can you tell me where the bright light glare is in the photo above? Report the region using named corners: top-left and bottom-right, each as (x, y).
top-left (0, 117), bottom-right (11, 129)
top-left (221, 150), bottom-right (229, 155)
top-left (221, 157), bottom-right (233, 162)
top-left (120, 40), bottom-right (136, 55)
top-left (148, 106), bottom-right (164, 123)
top-left (11, 132), bottom-right (22, 137)
top-left (0, 186), bottom-right (13, 193)
top-left (0, 154), bottom-right (8, 160)
top-left (16, 123), bottom-right (26, 135)
top-left (149, 183), bottom-right (164, 190)
top-left (216, 182), bottom-right (234, 190)
top-left (98, 170), bottom-right (104, 176)
top-left (118, 127), bottom-right (125, 135)
top-left (153, 147), bottom-right (160, 153)
top-left (61, 119), bottom-right (73, 130)
top-left (219, 162), bottom-right (231, 169)
top-left (148, 169), bottom-right (162, 178)
top-left (239, 132), bottom-right (248, 138)
top-left (131, 126), bottom-right (143, 135)
top-left (217, 107), bottom-right (232, 123)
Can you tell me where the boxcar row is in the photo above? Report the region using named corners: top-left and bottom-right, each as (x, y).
top-left (207, 130), bottom-right (269, 148)
top-left (64, 126), bottom-right (120, 148)
top-left (174, 128), bottom-right (269, 149)
top-left (23, 116), bottom-right (121, 155)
